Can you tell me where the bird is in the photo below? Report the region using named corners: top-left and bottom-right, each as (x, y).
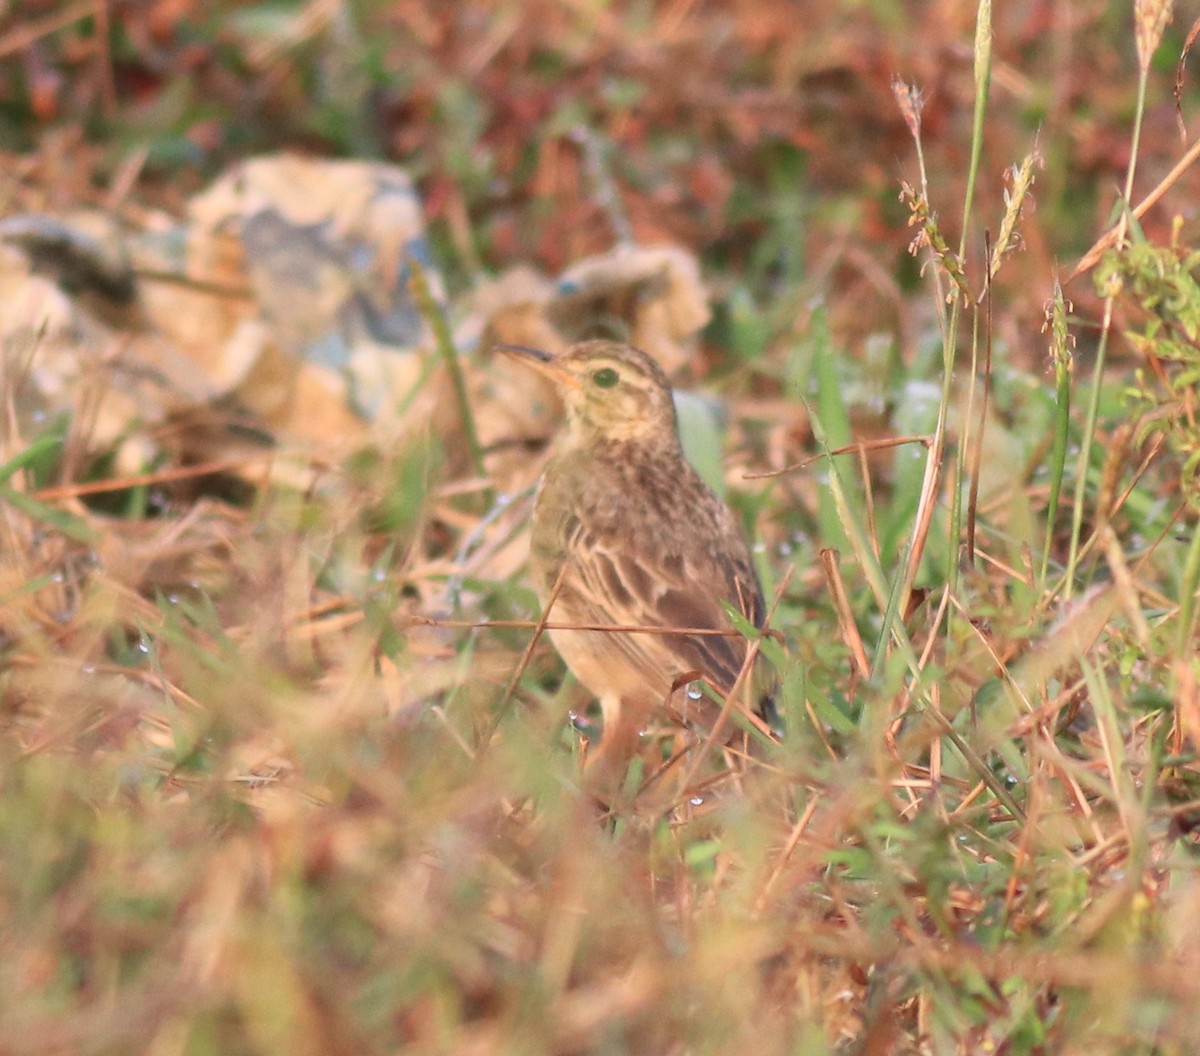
top-left (499, 338), bottom-right (774, 794)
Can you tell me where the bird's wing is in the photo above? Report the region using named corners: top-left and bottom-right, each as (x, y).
top-left (565, 510), bottom-right (765, 696)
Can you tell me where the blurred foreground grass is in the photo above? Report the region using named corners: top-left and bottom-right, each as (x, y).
top-left (5, 1), bottom-right (1200, 1053)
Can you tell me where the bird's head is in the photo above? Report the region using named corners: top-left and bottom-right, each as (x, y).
top-left (499, 340), bottom-right (679, 447)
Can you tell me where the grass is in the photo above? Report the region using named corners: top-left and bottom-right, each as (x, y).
top-left (5, 0), bottom-right (1200, 1052)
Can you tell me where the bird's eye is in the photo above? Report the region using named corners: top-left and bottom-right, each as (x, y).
top-left (592, 367), bottom-right (619, 389)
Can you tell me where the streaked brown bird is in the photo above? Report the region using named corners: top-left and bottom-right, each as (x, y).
top-left (500, 339), bottom-right (773, 791)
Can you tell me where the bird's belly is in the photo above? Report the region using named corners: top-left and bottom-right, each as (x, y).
top-left (546, 621), bottom-right (678, 707)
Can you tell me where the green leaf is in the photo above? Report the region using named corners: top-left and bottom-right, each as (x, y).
top-left (0, 483), bottom-right (96, 543)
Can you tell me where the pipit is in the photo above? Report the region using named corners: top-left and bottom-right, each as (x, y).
top-left (500, 339), bottom-right (772, 790)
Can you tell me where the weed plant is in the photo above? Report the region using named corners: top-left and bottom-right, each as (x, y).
top-left (3, 1), bottom-right (1200, 1053)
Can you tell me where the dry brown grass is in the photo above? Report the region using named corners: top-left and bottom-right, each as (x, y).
top-left (5, 1), bottom-right (1200, 1053)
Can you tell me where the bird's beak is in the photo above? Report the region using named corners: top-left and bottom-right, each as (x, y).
top-left (495, 343), bottom-right (581, 389)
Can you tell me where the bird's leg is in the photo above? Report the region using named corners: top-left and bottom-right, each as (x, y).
top-left (582, 694), bottom-right (651, 803)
